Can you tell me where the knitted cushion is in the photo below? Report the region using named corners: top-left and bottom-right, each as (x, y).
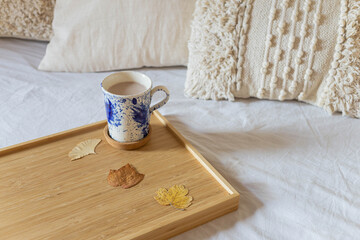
top-left (185, 0), bottom-right (360, 118)
top-left (0, 0), bottom-right (55, 41)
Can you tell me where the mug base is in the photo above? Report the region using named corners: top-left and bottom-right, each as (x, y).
top-left (103, 125), bottom-right (151, 150)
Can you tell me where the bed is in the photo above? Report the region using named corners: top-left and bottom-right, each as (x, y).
top-left (1, 38), bottom-right (359, 239)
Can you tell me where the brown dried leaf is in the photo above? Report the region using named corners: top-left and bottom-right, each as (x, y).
top-left (107, 164), bottom-right (144, 189)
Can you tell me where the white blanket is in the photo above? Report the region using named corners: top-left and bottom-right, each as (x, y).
top-left (0, 38), bottom-right (359, 239)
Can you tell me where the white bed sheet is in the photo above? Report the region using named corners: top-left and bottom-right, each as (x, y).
top-left (1, 38), bottom-right (359, 240)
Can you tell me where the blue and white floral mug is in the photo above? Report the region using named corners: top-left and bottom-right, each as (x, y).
top-left (101, 71), bottom-right (169, 142)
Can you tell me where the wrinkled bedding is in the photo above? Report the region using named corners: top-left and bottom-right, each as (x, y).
top-left (0, 38), bottom-right (359, 239)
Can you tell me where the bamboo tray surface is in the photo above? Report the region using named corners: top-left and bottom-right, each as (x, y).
top-left (0, 111), bottom-right (239, 240)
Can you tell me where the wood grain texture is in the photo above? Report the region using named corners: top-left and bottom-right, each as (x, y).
top-left (0, 111), bottom-right (239, 240)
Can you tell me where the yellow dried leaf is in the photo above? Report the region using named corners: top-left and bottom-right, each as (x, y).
top-left (154, 185), bottom-right (193, 210)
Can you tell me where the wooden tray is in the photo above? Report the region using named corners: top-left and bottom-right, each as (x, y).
top-left (0, 111), bottom-right (239, 240)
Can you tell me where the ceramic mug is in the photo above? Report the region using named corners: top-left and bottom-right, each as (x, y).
top-left (101, 71), bottom-right (169, 142)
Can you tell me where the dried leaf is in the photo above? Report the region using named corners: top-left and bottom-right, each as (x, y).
top-left (69, 139), bottom-right (101, 161)
top-left (154, 185), bottom-right (193, 210)
top-left (107, 164), bottom-right (144, 189)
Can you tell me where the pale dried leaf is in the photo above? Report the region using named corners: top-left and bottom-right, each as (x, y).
top-left (69, 138), bottom-right (101, 161)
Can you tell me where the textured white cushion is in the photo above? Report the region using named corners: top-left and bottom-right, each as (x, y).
top-left (0, 0), bottom-right (55, 41)
top-left (39, 0), bottom-right (195, 72)
top-left (185, 0), bottom-right (360, 118)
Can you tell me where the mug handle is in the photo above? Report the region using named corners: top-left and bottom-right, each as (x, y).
top-left (149, 86), bottom-right (170, 113)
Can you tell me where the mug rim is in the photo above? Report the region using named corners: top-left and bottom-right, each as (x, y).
top-left (101, 71), bottom-right (152, 98)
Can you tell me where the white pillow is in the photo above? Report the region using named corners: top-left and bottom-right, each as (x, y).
top-left (39, 0), bottom-right (195, 72)
top-left (185, 0), bottom-right (360, 118)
